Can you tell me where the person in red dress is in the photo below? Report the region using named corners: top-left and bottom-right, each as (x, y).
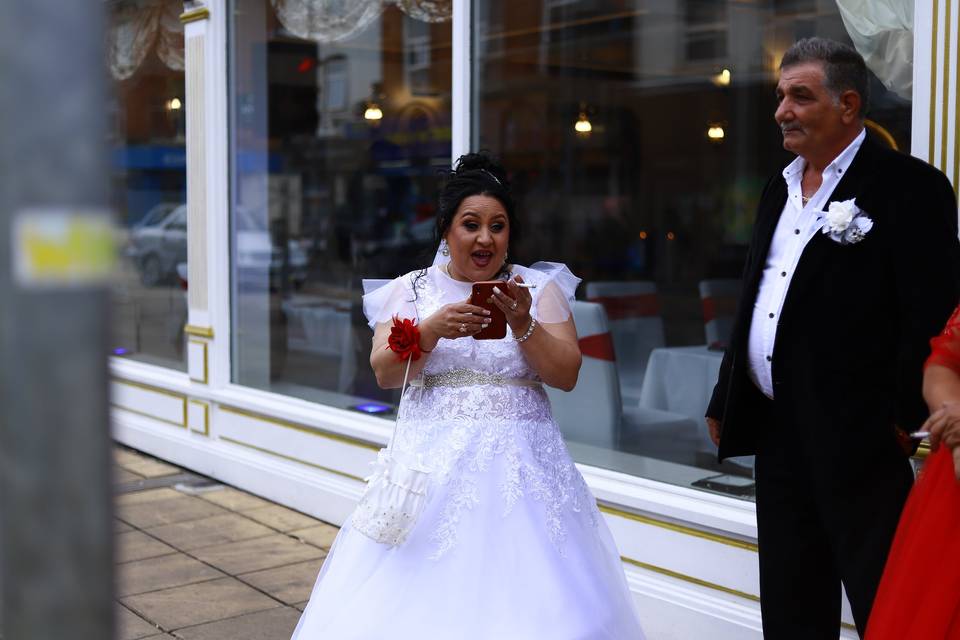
top-left (866, 305), bottom-right (960, 639)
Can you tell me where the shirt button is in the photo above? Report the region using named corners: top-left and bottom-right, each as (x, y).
top-left (768, 313), bottom-right (775, 318)
top-left (781, 271), bottom-right (787, 277)
top-left (794, 229), bottom-right (800, 234)
top-left (766, 355), bottom-right (772, 362)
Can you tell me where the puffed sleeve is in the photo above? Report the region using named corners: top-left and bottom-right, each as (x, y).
top-left (526, 262), bottom-right (582, 324)
top-left (925, 304), bottom-right (960, 375)
top-left (362, 273), bottom-right (418, 329)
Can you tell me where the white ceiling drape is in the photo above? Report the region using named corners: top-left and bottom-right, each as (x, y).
top-left (271, 0), bottom-right (452, 43)
top-left (108, 0), bottom-right (184, 81)
top-left (836, 0), bottom-right (913, 100)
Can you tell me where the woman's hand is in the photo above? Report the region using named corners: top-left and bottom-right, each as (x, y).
top-left (921, 401), bottom-right (960, 480)
top-left (419, 298), bottom-right (491, 349)
top-left (489, 275), bottom-right (534, 335)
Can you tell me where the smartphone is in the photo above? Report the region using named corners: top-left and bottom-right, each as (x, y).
top-left (691, 474), bottom-right (756, 498)
top-left (470, 281), bottom-right (507, 340)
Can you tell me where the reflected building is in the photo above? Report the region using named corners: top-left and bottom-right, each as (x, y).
top-left (108, 1), bottom-right (949, 636)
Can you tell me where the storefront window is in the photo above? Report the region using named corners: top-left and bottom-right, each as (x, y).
top-left (473, 0), bottom-right (913, 498)
top-left (229, 0), bottom-right (452, 410)
top-left (109, 0), bottom-right (188, 371)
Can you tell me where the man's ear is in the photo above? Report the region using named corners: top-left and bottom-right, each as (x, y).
top-left (838, 90), bottom-right (862, 125)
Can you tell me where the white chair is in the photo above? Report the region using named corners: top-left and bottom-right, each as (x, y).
top-left (698, 279), bottom-right (740, 348)
top-left (585, 281), bottom-right (665, 404)
top-left (547, 301), bottom-right (701, 466)
top-left (546, 301), bottom-right (620, 449)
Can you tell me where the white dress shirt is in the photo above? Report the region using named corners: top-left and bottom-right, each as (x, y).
top-left (747, 128), bottom-right (866, 398)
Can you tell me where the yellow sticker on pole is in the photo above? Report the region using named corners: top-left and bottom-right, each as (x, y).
top-left (13, 210), bottom-right (116, 287)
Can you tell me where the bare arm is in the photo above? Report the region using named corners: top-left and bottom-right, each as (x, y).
top-left (490, 276), bottom-right (581, 391)
top-left (369, 297), bottom-right (491, 389)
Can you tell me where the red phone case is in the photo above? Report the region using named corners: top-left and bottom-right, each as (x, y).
top-left (471, 281), bottom-right (507, 340)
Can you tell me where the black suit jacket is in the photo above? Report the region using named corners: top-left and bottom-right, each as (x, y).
top-left (708, 136), bottom-right (960, 460)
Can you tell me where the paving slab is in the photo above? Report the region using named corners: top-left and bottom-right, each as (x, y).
top-left (119, 458), bottom-right (182, 478)
top-left (118, 496), bottom-right (229, 529)
top-left (197, 488), bottom-right (274, 512)
top-left (289, 523), bottom-right (340, 550)
top-left (145, 513), bottom-right (275, 551)
top-left (117, 553), bottom-right (224, 597)
top-left (121, 577), bottom-right (280, 631)
top-left (116, 519), bottom-right (136, 533)
top-left (117, 488), bottom-right (184, 506)
top-left (116, 467), bottom-right (145, 484)
top-left (190, 534), bottom-right (324, 575)
top-left (174, 605), bottom-right (301, 640)
top-left (116, 530), bottom-right (178, 564)
top-left (114, 448), bottom-right (150, 467)
top-left (238, 557), bottom-right (325, 605)
top-left (117, 604), bottom-right (163, 640)
top-left (242, 505), bottom-right (320, 533)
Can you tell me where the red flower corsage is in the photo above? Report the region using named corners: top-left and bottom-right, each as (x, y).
top-left (386, 315), bottom-right (427, 361)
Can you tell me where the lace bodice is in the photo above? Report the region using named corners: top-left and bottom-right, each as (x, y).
top-left (362, 263), bottom-right (598, 559)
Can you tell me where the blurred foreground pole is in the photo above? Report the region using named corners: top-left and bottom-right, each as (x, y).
top-left (0, 1), bottom-right (115, 638)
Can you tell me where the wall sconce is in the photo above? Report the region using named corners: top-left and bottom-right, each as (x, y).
top-left (713, 68), bottom-right (731, 87)
top-left (167, 97), bottom-right (182, 111)
top-left (363, 103), bottom-right (383, 121)
top-left (574, 104), bottom-right (592, 135)
top-left (707, 124), bottom-right (725, 142)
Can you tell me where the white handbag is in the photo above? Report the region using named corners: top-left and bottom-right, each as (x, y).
top-left (352, 357), bottom-right (432, 546)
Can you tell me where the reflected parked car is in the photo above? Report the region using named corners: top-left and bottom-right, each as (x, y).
top-left (126, 203), bottom-right (309, 289)
top-left (126, 204), bottom-right (188, 286)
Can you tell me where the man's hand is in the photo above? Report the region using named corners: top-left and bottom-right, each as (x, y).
top-left (922, 401), bottom-right (960, 480)
top-left (706, 417), bottom-right (722, 447)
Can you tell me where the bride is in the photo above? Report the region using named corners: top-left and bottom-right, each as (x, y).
top-left (291, 153), bottom-right (645, 639)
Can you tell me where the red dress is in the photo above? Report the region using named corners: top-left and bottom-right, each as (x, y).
top-left (865, 306), bottom-right (960, 639)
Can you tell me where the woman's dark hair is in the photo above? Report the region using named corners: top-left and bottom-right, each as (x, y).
top-left (412, 151), bottom-right (520, 293)
top-left (435, 151), bottom-right (521, 260)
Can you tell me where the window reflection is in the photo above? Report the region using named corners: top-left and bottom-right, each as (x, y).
top-left (230, 0), bottom-right (452, 409)
top-left (474, 0), bottom-right (912, 498)
top-left (109, 0), bottom-right (188, 370)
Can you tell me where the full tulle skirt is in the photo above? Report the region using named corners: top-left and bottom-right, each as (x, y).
top-left (291, 454), bottom-right (646, 639)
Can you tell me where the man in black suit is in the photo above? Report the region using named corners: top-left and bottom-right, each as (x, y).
top-left (706, 37), bottom-right (960, 638)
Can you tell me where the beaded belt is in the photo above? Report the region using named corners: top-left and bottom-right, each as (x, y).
top-left (409, 370), bottom-right (542, 389)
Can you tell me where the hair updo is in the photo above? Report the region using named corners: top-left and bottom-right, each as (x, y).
top-left (434, 151), bottom-right (521, 262)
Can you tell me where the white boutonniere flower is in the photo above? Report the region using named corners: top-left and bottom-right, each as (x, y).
top-left (821, 198), bottom-right (873, 245)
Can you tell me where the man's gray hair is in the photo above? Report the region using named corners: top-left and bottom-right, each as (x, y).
top-left (780, 37), bottom-right (869, 118)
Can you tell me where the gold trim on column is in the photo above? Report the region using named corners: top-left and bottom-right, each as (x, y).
top-left (941, 0), bottom-right (953, 172)
top-left (220, 436), bottom-right (365, 482)
top-left (220, 405), bottom-right (381, 451)
top-left (184, 324), bottom-right (214, 338)
top-left (954, 1), bottom-right (960, 195)
top-left (930, 0), bottom-right (941, 164)
top-left (189, 399), bottom-right (210, 436)
top-left (188, 339), bottom-right (209, 384)
top-left (599, 504), bottom-right (759, 553)
top-left (620, 556), bottom-right (760, 602)
top-left (180, 7), bottom-right (210, 24)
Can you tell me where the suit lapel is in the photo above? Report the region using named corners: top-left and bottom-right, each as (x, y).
top-left (778, 137), bottom-right (880, 322)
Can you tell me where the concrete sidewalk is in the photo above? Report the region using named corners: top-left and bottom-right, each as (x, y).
top-left (114, 446), bottom-right (338, 640)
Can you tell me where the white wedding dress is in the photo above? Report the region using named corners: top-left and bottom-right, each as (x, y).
top-left (291, 263), bottom-right (646, 640)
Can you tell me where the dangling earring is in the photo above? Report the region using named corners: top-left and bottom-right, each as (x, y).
top-left (441, 241), bottom-right (450, 257)
top-left (503, 251), bottom-right (508, 265)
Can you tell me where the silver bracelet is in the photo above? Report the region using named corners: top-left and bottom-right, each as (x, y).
top-left (513, 318), bottom-right (537, 342)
